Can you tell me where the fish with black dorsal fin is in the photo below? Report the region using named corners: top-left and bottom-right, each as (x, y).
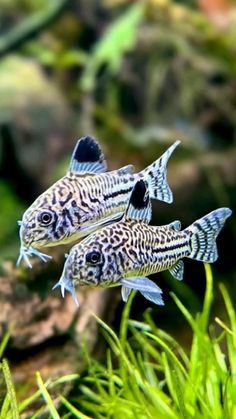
top-left (53, 180), bottom-right (232, 307)
top-left (17, 136), bottom-right (180, 268)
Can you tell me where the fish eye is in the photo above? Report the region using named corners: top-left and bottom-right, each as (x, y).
top-left (86, 251), bottom-right (101, 265)
top-left (38, 211), bottom-right (53, 226)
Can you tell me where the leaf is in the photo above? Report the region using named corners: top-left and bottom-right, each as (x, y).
top-left (80, 2), bottom-right (144, 91)
top-left (1, 359), bottom-right (19, 419)
top-left (36, 372), bottom-right (60, 419)
top-left (60, 396), bottom-right (92, 419)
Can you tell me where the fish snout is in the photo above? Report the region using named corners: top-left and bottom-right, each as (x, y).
top-left (17, 221), bottom-right (52, 268)
top-left (18, 221), bottom-right (32, 247)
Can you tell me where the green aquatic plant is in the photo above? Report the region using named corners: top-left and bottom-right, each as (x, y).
top-left (70, 265), bottom-right (236, 419)
top-left (1, 264), bottom-right (236, 418)
top-left (80, 2), bottom-right (144, 92)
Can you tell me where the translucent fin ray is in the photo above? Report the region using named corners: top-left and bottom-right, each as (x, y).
top-left (121, 286), bottom-right (132, 302)
top-left (121, 277), bottom-right (164, 306)
top-left (168, 220), bottom-right (181, 231)
top-left (140, 291), bottom-right (164, 305)
top-left (120, 277), bottom-right (162, 293)
top-left (117, 164), bottom-right (135, 175)
top-left (169, 260), bottom-right (184, 280)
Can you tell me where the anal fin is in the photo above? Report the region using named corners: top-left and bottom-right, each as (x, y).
top-left (169, 260), bottom-right (184, 281)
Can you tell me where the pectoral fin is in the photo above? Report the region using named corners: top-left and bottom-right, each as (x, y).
top-left (169, 260), bottom-right (184, 281)
top-left (120, 277), bottom-right (164, 305)
top-left (69, 136), bottom-right (107, 173)
top-left (139, 291), bottom-right (164, 305)
top-left (80, 212), bottom-right (124, 236)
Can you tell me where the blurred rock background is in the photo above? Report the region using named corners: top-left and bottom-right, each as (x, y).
top-left (0, 0), bottom-right (235, 396)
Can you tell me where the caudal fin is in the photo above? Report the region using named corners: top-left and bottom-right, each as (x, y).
top-left (139, 140), bottom-right (180, 204)
top-left (186, 208), bottom-right (232, 263)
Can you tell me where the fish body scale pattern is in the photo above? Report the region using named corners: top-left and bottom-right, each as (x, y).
top-left (124, 223), bottom-right (190, 278)
top-left (64, 171), bottom-right (137, 225)
top-left (70, 171), bottom-right (133, 207)
top-left (88, 221), bottom-right (191, 285)
top-left (27, 171), bottom-right (138, 243)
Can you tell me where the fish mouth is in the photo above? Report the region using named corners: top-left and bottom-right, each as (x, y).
top-left (17, 220), bottom-right (52, 268)
top-left (16, 245), bottom-right (52, 269)
top-left (52, 277), bottom-right (79, 307)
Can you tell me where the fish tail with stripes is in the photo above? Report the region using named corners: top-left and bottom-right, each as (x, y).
top-left (186, 207), bottom-right (232, 263)
top-left (139, 140), bottom-right (180, 204)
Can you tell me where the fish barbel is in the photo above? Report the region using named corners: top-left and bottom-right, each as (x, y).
top-left (17, 136), bottom-right (180, 267)
top-left (53, 180), bottom-right (232, 306)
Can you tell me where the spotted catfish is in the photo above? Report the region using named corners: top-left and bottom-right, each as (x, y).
top-left (17, 136), bottom-right (180, 267)
top-left (53, 180), bottom-right (232, 306)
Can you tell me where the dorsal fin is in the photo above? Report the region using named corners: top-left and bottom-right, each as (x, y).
top-left (69, 136), bottom-right (107, 173)
top-left (124, 179), bottom-right (152, 223)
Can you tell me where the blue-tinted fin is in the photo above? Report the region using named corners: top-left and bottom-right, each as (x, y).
top-left (169, 260), bottom-right (184, 281)
top-left (121, 286), bottom-right (132, 302)
top-left (124, 180), bottom-right (152, 223)
top-left (140, 140), bottom-right (180, 204)
top-left (117, 164), bottom-right (135, 176)
top-left (121, 276), bottom-right (162, 293)
top-left (168, 220), bottom-right (181, 231)
top-left (69, 136), bottom-right (107, 174)
top-left (139, 291), bottom-right (164, 305)
top-left (120, 277), bottom-right (164, 306)
top-left (52, 279), bottom-right (79, 307)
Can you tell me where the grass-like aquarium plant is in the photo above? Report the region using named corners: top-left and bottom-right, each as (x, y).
top-left (1, 264), bottom-right (235, 419)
